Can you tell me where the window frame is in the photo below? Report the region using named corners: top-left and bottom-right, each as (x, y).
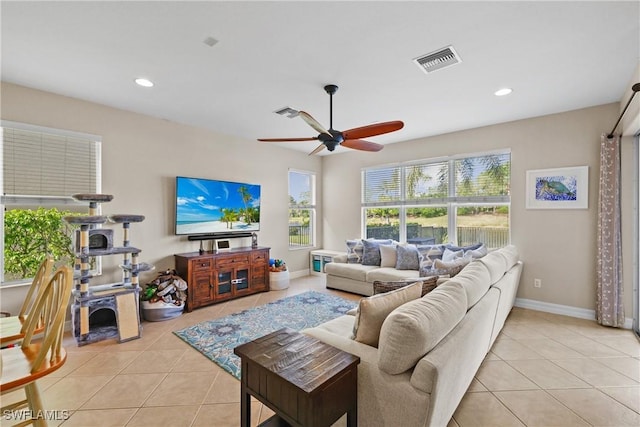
top-left (1, 121), bottom-right (102, 285)
top-left (288, 168), bottom-right (316, 249)
top-left (361, 149), bottom-right (511, 246)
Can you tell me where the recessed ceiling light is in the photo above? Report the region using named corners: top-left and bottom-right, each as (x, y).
top-left (494, 88), bottom-right (513, 97)
top-left (135, 78), bottom-right (154, 88)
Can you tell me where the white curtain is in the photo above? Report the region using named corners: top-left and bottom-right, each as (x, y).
top-left (596, 134), bottom-right (624, 327)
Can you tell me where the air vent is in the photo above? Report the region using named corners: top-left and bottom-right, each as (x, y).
top-left (274, 107), bottom-right (299, 118)
top-left (203, 36), bottom-right (218, 47)
top-left (413, 45), bottom-right (461, 74)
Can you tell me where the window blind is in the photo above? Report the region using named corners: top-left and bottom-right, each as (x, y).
top-left (363, 166), bottom-right (402, 205)
top-left (404, 161), bottom-right (449, 203)
top-left (2, 123), bottom-right (101, 204)
top-left (454, 153), bottom-right (510, 198)
top-left (363, 151), bottom-right (510, 207)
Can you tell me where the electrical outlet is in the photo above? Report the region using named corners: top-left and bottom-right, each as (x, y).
top-left (534, 278), bottom-right (542, 288)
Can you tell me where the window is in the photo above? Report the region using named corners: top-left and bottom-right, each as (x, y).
top-left (1, 121), bottom-right (101, 284)
top-left (288, 169), bottom-right (315, 248)
top-left (362, 151), bottom-right (510, 247)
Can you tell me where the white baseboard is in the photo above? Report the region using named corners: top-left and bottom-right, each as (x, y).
top-left (290, 269), bottom-right (311, 279)
top-left (514, 298), bottom-right (633, 329)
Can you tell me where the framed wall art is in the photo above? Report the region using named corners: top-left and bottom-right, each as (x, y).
top-left (525, 166), bottom-right (589, 209)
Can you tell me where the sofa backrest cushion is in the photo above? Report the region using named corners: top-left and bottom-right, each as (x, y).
top-left (377, 282), bottom-right (468, 375)
top-left (352, 281), bottom-right (422, 347)
top-left (477, 251), bottom-right (507, 284)
top-left (497, 245), bottom-right (519, 270)
top-left (447, 261), bottom-right (491, 309)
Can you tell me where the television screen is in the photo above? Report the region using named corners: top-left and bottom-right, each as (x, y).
top-left (175, 176), bottom-right (261, 235)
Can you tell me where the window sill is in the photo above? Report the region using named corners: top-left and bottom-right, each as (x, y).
top-left (289, 246), bottom-right (315, 251)
top-left (1, 280), bottom-right (31, 289)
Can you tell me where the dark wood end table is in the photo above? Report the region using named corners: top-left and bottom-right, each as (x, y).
top-left (234, 327), bottom-right (360, 427)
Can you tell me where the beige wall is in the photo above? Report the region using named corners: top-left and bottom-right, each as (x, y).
top-left (1, 82), bottom-right (322, 313)
top-left (323, 103), bottom-right (635, 317)
top-left (2, 82), bottom-right (635, 321)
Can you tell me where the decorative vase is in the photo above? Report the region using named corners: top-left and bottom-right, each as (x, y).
top-left (269, 270), bottom-right (290, 290)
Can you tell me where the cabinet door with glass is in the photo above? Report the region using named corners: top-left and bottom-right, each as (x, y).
top-left (215, 255), bottom-right (250, 300)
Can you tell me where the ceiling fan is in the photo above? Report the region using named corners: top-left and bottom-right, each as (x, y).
top-left (258, 84), bottom-right (404, 155)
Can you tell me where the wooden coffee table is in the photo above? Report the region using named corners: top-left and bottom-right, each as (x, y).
top-left (234, 327), bottom-right (360, 427)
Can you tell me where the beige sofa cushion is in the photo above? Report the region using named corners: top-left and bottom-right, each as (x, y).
top-left (497, 245), bottom-right (519, 270)
top-left (352, 281), bottom-right (422, 347)
top-left (447, 261), bottom-right (491, 309)
top-left (366, 267), bottom-right (420, 282)
top-left (325, 262), bottom-right (378, 282)
top-left (378, 282), bottom-right (468, 375)
top-left (477, 251), bottom-right (507, 284)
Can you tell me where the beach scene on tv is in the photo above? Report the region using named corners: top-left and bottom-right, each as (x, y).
top-left (176, 177), bottom-right (261, 235)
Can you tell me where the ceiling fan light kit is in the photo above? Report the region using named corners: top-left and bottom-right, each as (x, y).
top-left (258, 84), bottom-right (404, 155)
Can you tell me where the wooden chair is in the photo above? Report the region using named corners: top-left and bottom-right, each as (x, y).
top-left (0, 257), bottom-right (54, 346)
top-left (0, 266), bottom-right (73, 427)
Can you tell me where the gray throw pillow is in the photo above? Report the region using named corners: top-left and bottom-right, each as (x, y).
top-left (361, 239), bottom-right (393, 266)
top-left (395, 244), bottom-right (420, 270)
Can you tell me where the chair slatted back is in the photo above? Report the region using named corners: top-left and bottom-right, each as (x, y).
top-left (20, 266), bottom-right (73, 372)
top-left (18, 256), bottom-right (54, 332)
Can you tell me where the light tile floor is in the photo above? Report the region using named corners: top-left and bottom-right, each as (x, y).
top-left (3, 275), bottom-right (639, 427)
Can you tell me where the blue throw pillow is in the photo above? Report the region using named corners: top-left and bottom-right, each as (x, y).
top-left (395, 244), bottom-right (420, 270)
top-left (361, 239), bottom-right (393, 266)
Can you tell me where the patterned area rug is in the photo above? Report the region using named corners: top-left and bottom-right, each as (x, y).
top-left (173, 291), bottom-right (357, 379)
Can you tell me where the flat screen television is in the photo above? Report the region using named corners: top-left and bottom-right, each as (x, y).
top-left (175, 176), bottom-right (261, 236)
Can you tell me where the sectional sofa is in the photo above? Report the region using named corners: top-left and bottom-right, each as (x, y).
top-left (304, 245), bottom-right (522, 427)
top-left (325, 241), bottom-right (484, 296)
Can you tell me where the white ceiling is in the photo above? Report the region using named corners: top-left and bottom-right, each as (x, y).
top-left (2, 1), bottom-right (639, 155)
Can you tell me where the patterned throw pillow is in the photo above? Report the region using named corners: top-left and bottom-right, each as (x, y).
top-left (395, 244), bottom-right (420, 270)
top-left (442, 248), bottom-right (464, 262)
top-left (346, 239), bottom-right (364, 264)
top-left (417, 244), bottom-right (445, 277)
top-left (361, 239), bottom-right (393, 266)
top-left (373, 276), bottom-right (438, 297)
top-left (466, 244), bottom-right (488, 259)
top-left (431, 256), bottom-right (471, 277)
top-left (416, 244), bottom-right (445, 261)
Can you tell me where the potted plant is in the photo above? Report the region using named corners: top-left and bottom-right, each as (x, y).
top-left (269, 258), bottom-right (289, 290)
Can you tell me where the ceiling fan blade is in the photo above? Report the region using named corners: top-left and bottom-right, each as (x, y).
top-left (341, 139), bottom-right (384, 152)
top-left (342, 121), bottom-right (404, 140)
top-left (299, 111), bottom-right (332, 138)
top-left (257, 137), bottom-right (318, 142)
top-left (308, 143), bottom-right (326, 155)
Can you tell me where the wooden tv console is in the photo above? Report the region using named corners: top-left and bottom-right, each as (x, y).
top-left (174, 247), bottom-right (270, 312)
